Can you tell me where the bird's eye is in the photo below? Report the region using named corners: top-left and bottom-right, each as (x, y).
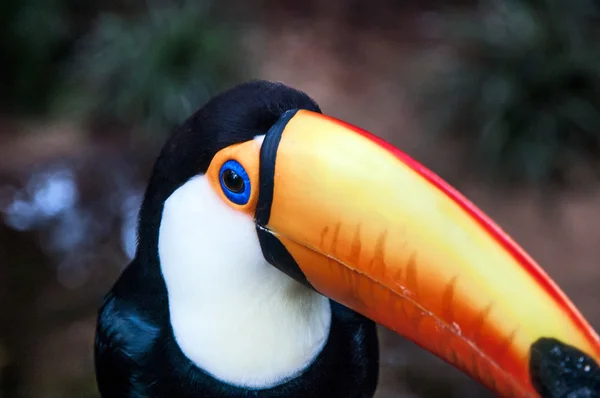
top-left (219, 160), bottom-right (251, 205)
top-left (222, 169), bottom-right (244, 193)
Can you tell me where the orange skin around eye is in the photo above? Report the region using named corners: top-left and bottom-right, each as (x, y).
top-left (205, 138), bottom-right (262, 217)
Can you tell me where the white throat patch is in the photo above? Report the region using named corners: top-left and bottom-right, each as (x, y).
top-left (158, 175), bottom-right (332, 389)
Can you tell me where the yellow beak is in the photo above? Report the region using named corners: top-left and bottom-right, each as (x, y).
top-left (254, 109), bottom-right (600, 397)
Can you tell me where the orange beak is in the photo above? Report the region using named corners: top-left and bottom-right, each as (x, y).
top-left (254, 109), bottom-right (600, 397)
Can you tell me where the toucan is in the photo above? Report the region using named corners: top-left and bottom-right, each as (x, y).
top-left (95, 80), bottom-right (600, 397)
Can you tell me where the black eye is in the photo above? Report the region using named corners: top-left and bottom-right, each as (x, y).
top-left (219, 160), bottom-right (251, 205)
top-left (222, 169), bottom-right (245, 193)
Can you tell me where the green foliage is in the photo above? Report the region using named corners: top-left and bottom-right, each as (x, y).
top-left (0, 0), bottom-right (82, 114)
top-left (59, 1), bottom-right (247, 136)
top-left (0, 0), bottom-right (246, 134)
top-left (415, 0), bottom-right (600, 188)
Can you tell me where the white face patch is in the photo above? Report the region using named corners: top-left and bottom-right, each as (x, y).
top-left (158, 173), bottom-right (332, 389)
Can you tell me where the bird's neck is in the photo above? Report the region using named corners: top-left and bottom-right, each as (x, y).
top-left (157, 175), bottom-right (332, 388)
top-left (168, 265), bottom-right (332, 389)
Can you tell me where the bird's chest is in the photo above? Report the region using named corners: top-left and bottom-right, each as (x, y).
top-left (148, 307), bottom-right (379, 398)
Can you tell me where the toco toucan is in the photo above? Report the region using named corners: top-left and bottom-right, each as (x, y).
top-left (95, 80), bottom-right (600, 397)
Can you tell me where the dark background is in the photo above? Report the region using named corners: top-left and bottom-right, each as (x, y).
top-left (1, 1), bottom-right (600, 397)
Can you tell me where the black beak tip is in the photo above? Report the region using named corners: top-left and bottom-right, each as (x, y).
top-left (529, 337), bottom-right (600, 397)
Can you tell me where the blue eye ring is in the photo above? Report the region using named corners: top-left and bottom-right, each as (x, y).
top-left (219, 160), bottom-right (251, 205)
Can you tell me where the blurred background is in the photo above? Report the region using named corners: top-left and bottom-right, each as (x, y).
top-left (1, 0), bottom-right (600, 396)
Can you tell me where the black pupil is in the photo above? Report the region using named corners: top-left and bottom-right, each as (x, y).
top-left (223, 169), bottom-right (244, 193)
